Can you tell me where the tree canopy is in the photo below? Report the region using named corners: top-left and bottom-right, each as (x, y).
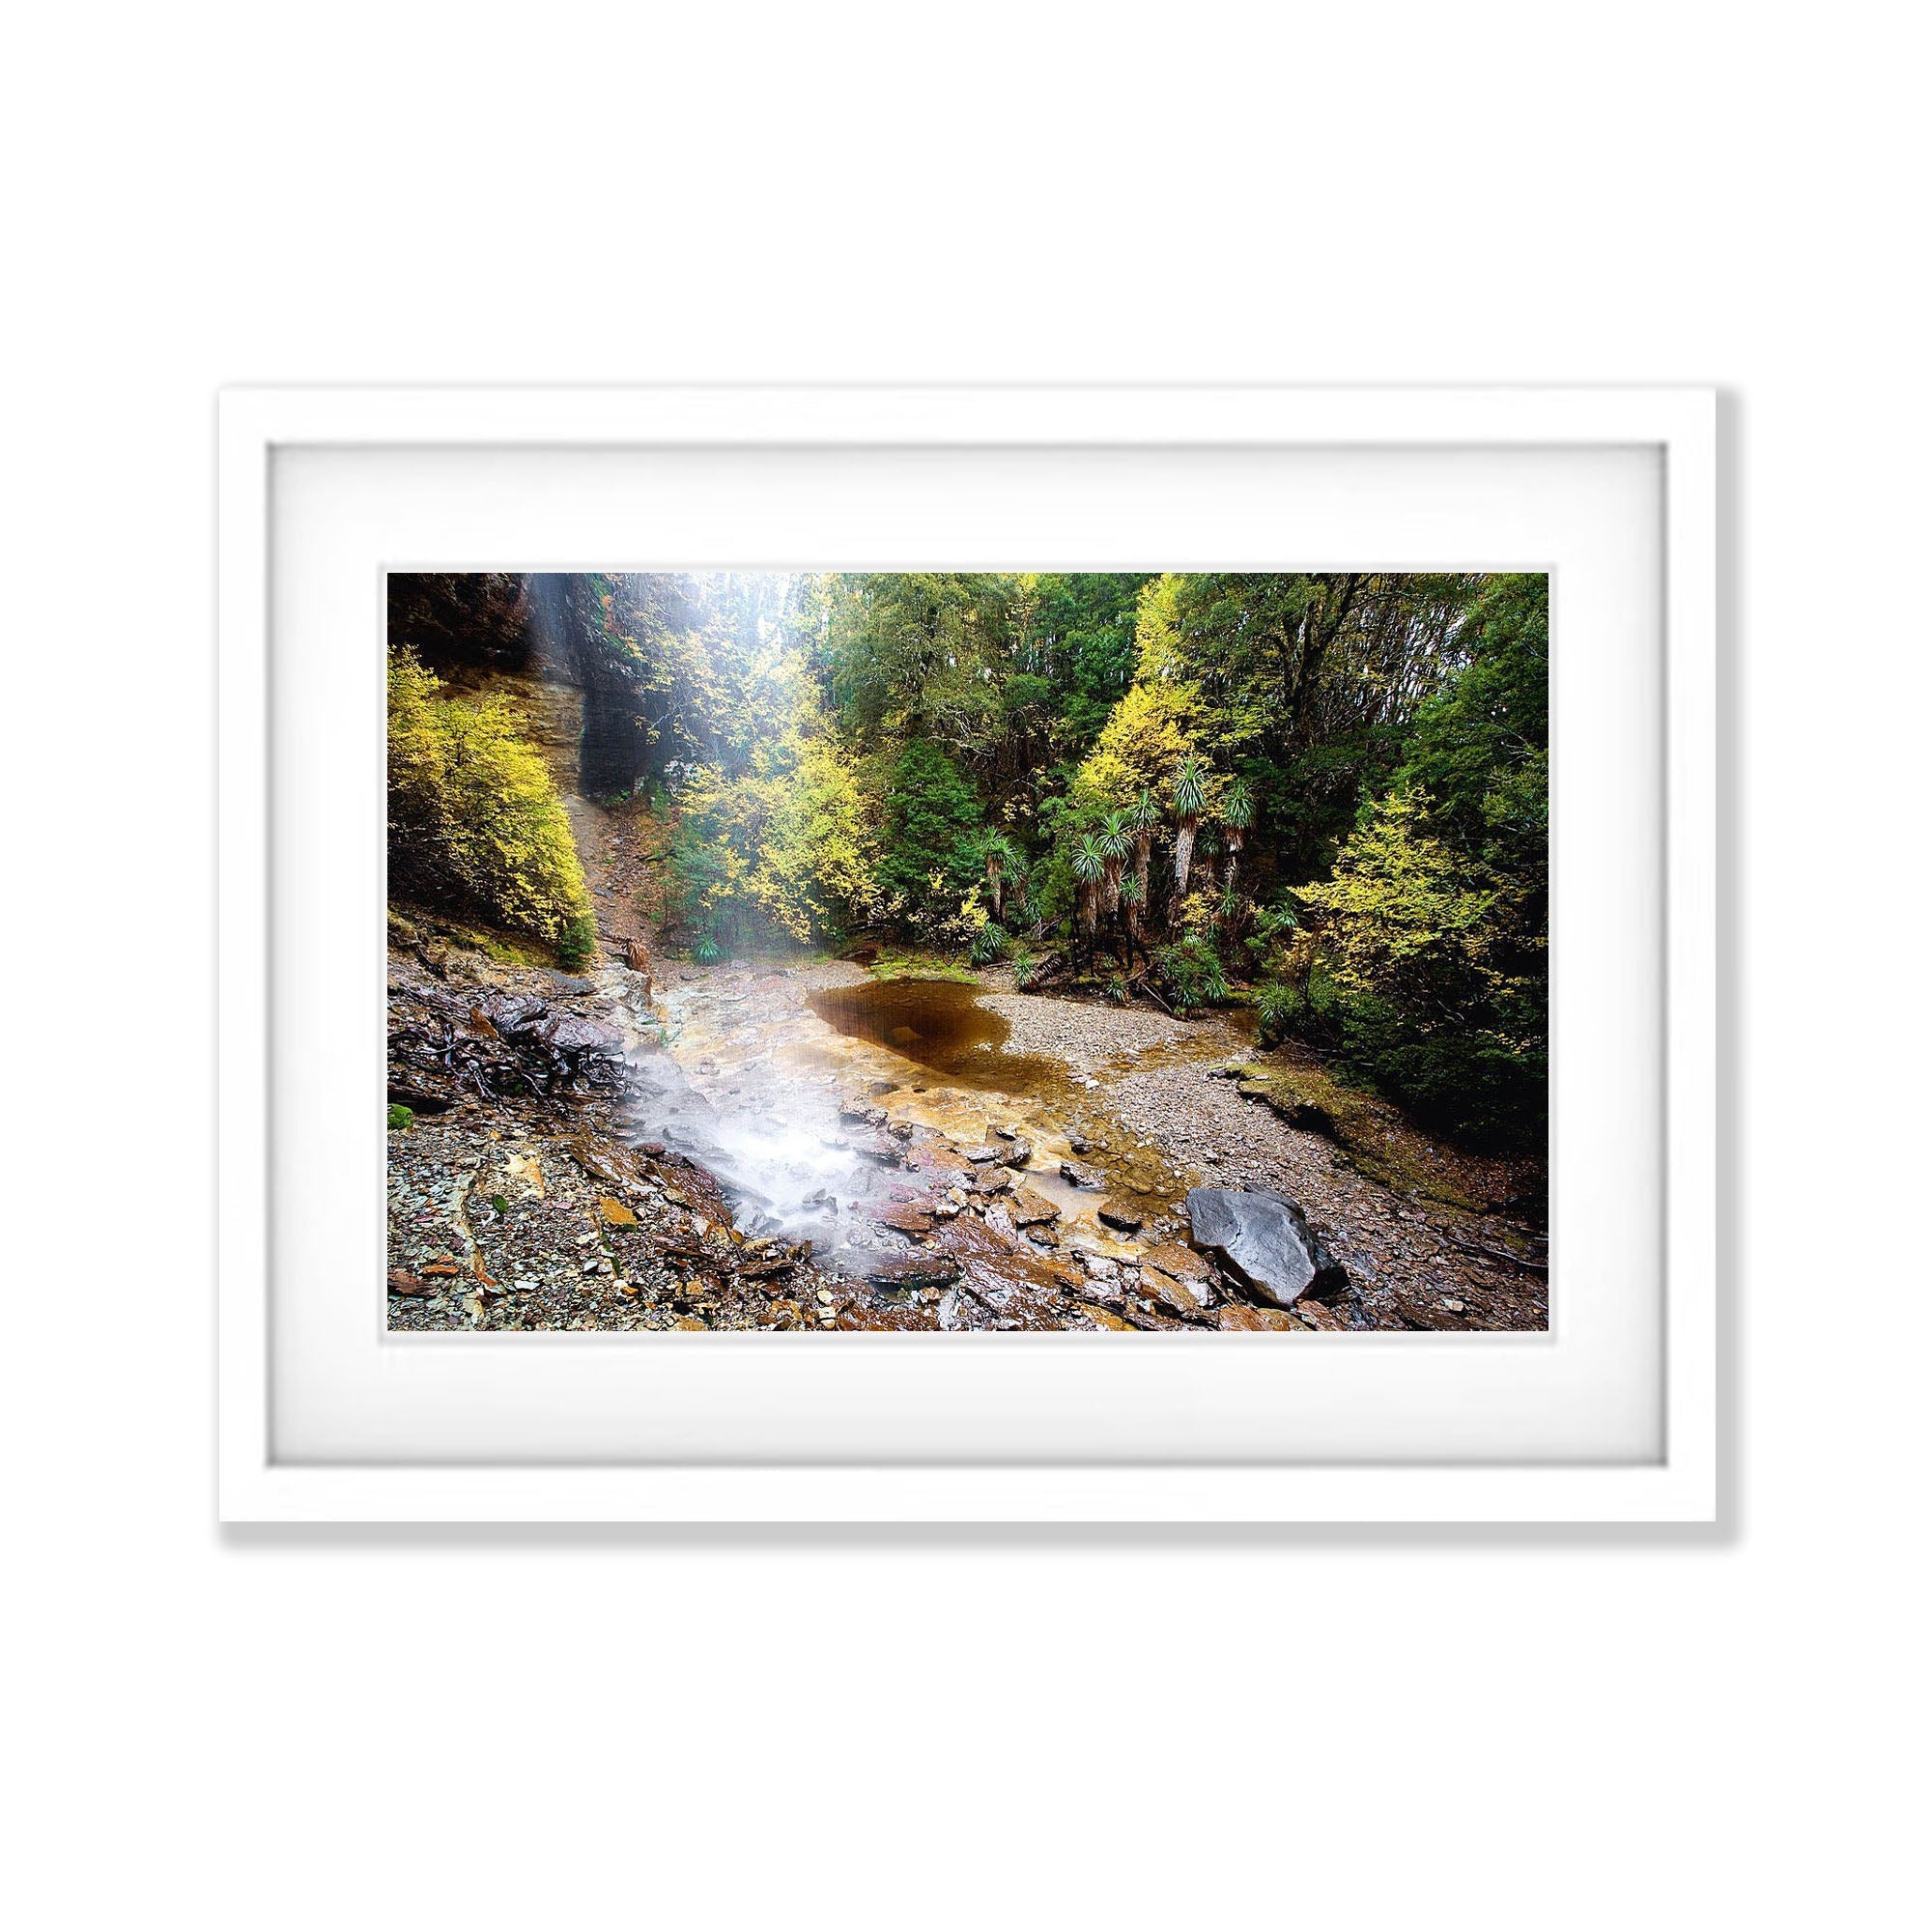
top-left (388, 568), bottom-right (1549, 1148)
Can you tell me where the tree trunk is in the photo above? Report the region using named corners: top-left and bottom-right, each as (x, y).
top-left (1170, 821), bottom-right (1198, 928)
top-left (1289, 573), bottom-right (1364, 744)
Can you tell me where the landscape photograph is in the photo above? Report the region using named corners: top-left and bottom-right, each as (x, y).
top-left (385, 568), bottom-right (1549, 1332)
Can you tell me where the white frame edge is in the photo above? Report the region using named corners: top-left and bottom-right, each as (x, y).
top-left (216, 384), bottom-right (1719, 1524)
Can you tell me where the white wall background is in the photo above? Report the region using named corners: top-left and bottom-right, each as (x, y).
top-left (4, 5), bottom-right (1924, 1927)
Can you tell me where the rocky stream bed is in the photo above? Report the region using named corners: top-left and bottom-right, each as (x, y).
top-left (386, 930), bottom-right (1548, 1333)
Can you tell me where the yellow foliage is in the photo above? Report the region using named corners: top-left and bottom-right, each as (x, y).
top-left (672, 682), bottom-right (880, 947)
top-left (1131, 573), bottom-right (1196, 684)
top-left (386, 649), bottom-right (593, 948)
top-left (1295, 784), bottom-right (1534, 1006)
top-left (1074, 679), bottom-right (1200, 810)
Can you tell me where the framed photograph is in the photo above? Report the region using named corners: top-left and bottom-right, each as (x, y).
top-left (218, 384), bottom-right (1715, 1521)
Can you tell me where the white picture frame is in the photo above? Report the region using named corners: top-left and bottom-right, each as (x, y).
top-left (218, 384), bottom-right (1716, 1523)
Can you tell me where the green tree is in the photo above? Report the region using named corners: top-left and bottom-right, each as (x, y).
top-left (1074, 679), bottom-right (1199, 810)
top-left (667, 643), bottom-right (880, 952)
top-left (1396, 572), bottom-right (1549, 880)
top-left (1024, 572), bottom-right (1152, 749)
top-left (1105, 570), bottom-right (1484, 886)
top-left (1296, 783), bottom-right (1545, 1144)
top-left (826, 573), bottom-right (1017, 754)
top-left (873, 738), bottom-right (985, 934)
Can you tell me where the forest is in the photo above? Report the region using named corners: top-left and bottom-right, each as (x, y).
top-left (388, 569), bottom-right (1548, 1152)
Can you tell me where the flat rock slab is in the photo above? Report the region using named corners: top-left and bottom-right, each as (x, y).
top-left (867, 1255), bottom-right (961, 1291)
top-left (1140, 1241), bottom-right (1210, 1284)
top-left (1214, 1302), bottom-right (1308, 1332)
top-left (1137, 1262), bottom-right (1208, 1316)
top-left (1184, 1186), bottom-right (1350, 1307)
top-left (1096, 1197), bottom-right (1146, 1233)
top-left (1292, 1296), bottom-right (1350, 1331)
top-left (1060, 1159), bottom-right (1103, 1189)
top-left (835, 1301), bottom-right (935, 1331)
top-left (538, 1012), bottom-right (626, 1057)
top-left (1009, 1186), bottom-right (1061, 1228)
top-left (736, 1255), bottom-right (802, 1282)
top-left (911, 1145), bottom-right (976, 1179)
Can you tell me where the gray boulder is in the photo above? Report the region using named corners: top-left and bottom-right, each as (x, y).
top-left (1184, 1187), bottom-right (1349, 1307)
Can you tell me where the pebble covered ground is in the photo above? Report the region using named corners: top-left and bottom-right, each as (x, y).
top-left (974, 977), bottom-right (1547, 1329)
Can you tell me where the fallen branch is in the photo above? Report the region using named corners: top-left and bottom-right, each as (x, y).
top-left (1436, 1230), bottom-right (1548, 1273)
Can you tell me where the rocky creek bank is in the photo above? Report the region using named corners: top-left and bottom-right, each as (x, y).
top-left (387, 923), bottom-right (1546, 1332)
top-left (385, 939), bottom-right (1324, 1333)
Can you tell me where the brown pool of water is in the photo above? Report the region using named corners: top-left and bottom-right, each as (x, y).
top-left (806, 979), bottom-right (1062, 1094)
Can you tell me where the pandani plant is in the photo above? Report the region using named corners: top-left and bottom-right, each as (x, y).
top-left (1119, 866), bottom-right (1146, 955)
top-left (980, 831), bottom-right (1019, 922)
top-left (1096, 810), bottom-right (1132, 918)
top-left (1219, 778), bottom-right (1254, 892)
top-left (1071, 833), bottom-right (1105, 957)
top-left (1169, 753), bottom-right (1208, 928)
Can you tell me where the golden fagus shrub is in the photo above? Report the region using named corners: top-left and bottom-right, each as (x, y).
top-left (386, 649), bottom-right (594, 958)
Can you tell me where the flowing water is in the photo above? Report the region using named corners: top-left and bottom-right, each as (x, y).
top-left (611, 966), bottom-right (1176, 1273)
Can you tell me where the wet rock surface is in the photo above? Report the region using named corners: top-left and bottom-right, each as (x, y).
top-left (1185, 1186), bottom-right (1350, 1309)
top-left (388, 945), bottom-right (1208, 1332)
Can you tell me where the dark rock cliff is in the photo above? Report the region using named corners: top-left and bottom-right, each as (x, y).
top-left (387, 571), bottom-right (668, 799)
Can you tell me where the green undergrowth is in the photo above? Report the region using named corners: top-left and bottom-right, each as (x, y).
top-left (866, 949), bottom-right (981, 984)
